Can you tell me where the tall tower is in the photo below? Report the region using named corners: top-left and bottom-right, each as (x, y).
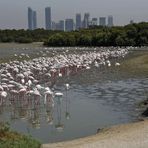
top-left (28, 7), bottom-right (37, 30)
top-left (99, 17), bottom-right (106, 26)
top-left (28, 7), bottom-right (33, 30)
top-left (33, 11), bottom-right (37, 29)
top-left (83, 13), bottom-right (90, 28)
top-left (45, 7), bottom-right (51, 30)
top-left (76, 13), bottom-right (81, 30)
top-left (108, 15), bottom-right (113, 27)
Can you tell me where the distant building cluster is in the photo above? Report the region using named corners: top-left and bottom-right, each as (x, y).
top-left (28, 7), bottom-right (114, 31)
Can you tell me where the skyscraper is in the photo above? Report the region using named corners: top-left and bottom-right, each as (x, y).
top-left (51, 20), bottom-right (64, 31)
top-left (55, 23), bottom-right (60, 30)
top-left (76, 13), bottom-right (81, 30)
top-left (51, 21), bottom-right (56, 30)
top-left (83, 13), bottom-right (90, 28)
top-left (45, 7), bottom-right (51, 30)
top-left (28, 7), bottom-right (37, 30)
top-left (28, 7), bottom-right (33, 30)
top-left (59, 20), bottom-right (65, 31)
top-left (91, 18), bottom-right (98, 26)
top-left (108, 15), bottom-right (113, 27)
top-left (65, 19), bottom-right (74, 31)
top-left (33, 11), bottom-right (37, 29)
top-left (99, 17), bottom-right (106, 26)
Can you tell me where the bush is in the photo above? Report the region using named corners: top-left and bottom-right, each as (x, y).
top-left (15, 37), bottom-right (33, 43)
top-left (0, 122), bottom-right (41, 148)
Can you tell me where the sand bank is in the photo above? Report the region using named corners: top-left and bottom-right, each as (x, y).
top-left (42, 119), bottom-right (148, 148)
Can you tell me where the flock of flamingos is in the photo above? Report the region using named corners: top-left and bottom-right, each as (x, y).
top-left (0, 47), bottom-right (130, 128)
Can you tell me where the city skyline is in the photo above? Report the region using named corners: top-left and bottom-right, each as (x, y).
top-left (28, 6), bottom-right (114, 31)
top-left (0, 0), bottom-right (148, 29)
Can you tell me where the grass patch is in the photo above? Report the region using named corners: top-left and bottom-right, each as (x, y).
top-left (138, 99), bottom-right (148, 108)
top-left (0, 122), bottom-right (41, 148)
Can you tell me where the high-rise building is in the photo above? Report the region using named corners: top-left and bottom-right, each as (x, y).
top-left (28, 7), bottom-right (33, 30)
top-left (51, 21), bottom-right (64, 31)
top-left (99, 17), bottom-right (106, 26)
top-left (65, 19), bottom-right (74, 31)
top-left (76, 13), bottom-right (81, 30)
top-left (108, 15), bottom-right (113, 27)
top-left (83, 13), bottom-right (90, 28)
top-left (45, 7), bottom-right (51, 30)
top-left (55, 23), bottom-right (60, 30)
top-left (33, 11), bottom-right (37, 29)
top-left (51, 21), bottom-right (56, 30)
top-left (59, 20), bottom-right (65, 31)
top-left (28, 7), bottom-right (37, 30)
top-left (91, 18), bottom-right (98, 26)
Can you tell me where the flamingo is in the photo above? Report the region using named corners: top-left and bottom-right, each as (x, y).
top-left (0, 47), bottom-right (130, 118)
top-left (44, 90), bottom-right (54, 106)
top-left (0, 85), bottom-right (4, 91)
top-left (65, 83), bottom-right (70, 90)
top-left (0, 91), bottom-right (7, 105)
top-left (55, 92), bottom-right (63, 97)
top-left (115, 62), bottom-right (120, 66)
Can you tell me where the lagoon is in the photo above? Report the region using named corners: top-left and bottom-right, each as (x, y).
top-left (0, 44), bottom-right (148, 143)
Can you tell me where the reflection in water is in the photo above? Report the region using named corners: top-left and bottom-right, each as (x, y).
top-left (0, 81), bottom-right (73, 131)
top-left (45, 95), bottom-right (54, 125)
top-left (46, 105), bottom-right (53, 125)
top-left (55, 94), bottom-right (64, 132)
top-left (65, 85), bottom-right (70, 120)
top-left (0, 86), bottom-right (71, 130)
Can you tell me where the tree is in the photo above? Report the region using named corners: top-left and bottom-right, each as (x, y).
top-left (46, 33), bottom-right (65, 46)
top-left (78, 34), bottom-right (92, 46)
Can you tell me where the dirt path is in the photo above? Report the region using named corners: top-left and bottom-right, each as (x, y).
top-left (42, 119), bottom-right (148, 148)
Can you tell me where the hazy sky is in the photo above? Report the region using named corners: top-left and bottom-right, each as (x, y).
top-left (0, 0), bottom-right (147, 29)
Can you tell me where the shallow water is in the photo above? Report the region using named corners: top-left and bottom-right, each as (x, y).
top-left (0, 46), bottom-right (148, 143)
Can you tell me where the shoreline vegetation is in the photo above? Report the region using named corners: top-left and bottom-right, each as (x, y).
top-left (0, 22), bottom-right (147, 47)
top-left (0, 122), bottom-right (41, 148)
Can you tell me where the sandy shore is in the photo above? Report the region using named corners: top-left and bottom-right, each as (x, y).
top-left (42, 119), bottom-right (148, 148)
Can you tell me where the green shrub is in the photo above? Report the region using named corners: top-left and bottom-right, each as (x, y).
top-left (0, 122), bottom-right (41, 148)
